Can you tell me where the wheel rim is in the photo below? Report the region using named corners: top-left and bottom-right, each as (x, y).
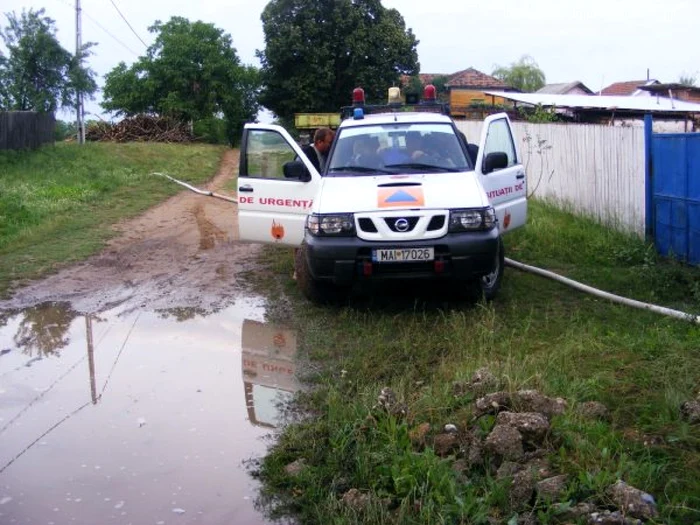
top-left (481, 248), bottom-right (501, 289)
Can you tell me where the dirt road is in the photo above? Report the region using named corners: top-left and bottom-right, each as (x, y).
top-left (0, 149), bottom-right (260, 314)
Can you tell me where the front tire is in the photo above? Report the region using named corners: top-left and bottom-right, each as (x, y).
top-left (475, 237), bottom-right (504, 301)
top-left (294, 243), bottom-right (348, 304)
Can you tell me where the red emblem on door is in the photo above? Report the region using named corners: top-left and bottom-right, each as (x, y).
top-left (503, 211), bottom-right (511, 229)
top-left (271, 220), bottom-right (285, 240)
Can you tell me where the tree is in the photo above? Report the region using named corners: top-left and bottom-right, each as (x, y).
top-left (678, 73), bottom-right (697, 87)
top-left (102, 17), bottom-right (260, 144)
top-left (492, 55), bottom-right (546, 93)
top-left (0, 8), bottom-right (97, 112)
top-left (257, 0), bottom-right (419, 124)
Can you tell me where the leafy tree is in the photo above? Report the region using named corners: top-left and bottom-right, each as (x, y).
top-left (258, 0), bottom-right (419, 124)
top-left (102, 17), bottom-right (260, 144)
top-left (0, 8), bottom-right (96, 112)
top-left (54, 119), bottom-right (77, 140)
top-left (492, 55), bottom-right (546, 93)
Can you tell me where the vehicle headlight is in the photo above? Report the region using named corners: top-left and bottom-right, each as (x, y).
top-left (449, 207), bottom-right (497, 232)
top-left (306, 213), bottom-right (356, 236)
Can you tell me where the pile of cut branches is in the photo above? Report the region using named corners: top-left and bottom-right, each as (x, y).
top-left (86, 115), bottom-right (193, 143)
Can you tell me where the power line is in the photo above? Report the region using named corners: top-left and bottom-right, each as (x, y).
top-left (52, 0), bottom-right (140, 57)
top-left (106, 0), bottom-right (148, 49)
top-left (82, 8), bottom-right (140, 56)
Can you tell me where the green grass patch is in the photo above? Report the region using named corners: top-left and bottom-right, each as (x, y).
top-left (0, 142), bottom-right (227, 296)
top-left (252, 200), bottom-right (700, 524)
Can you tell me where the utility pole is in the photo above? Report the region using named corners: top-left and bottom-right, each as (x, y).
top-left (75, 0), bottom-right (85, 144)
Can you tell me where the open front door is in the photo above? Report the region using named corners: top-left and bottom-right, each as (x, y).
top-left (238, 124), bottom-right (321, 246)
top-left (475, 113), bottom-right (527, 233)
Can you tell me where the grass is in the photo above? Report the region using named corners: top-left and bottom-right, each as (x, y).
top-left (0, 141), bottom-right (226, 297)
top-left (251, 200), bottom-right (700, 524)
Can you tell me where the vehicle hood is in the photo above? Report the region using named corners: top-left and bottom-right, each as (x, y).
top-left (314, 172), bottom-right (488, 214)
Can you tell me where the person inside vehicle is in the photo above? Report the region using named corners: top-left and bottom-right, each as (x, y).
top-left (352, 136), bottom-right (381, 168)
top-left (381, 131), bottom-right (426, 165)
top-left (302, 127), bottom-right (335, 172)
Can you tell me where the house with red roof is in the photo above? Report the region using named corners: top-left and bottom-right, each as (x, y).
top-left (598, 79), bottom-right (660, 96)
top-left (401, 67), bottom-right (519, 118)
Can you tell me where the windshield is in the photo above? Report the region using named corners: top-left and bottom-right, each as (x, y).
top-left (326, 122), bottom-right (471, 176)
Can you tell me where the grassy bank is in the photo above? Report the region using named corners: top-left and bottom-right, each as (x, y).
top-left (0, 142), bottom-right (226, 297)
top-left (253, 201), bottom-right (700, 524)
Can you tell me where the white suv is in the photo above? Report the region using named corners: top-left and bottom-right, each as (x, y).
top-left (237, 88), bottom-right (526, 303)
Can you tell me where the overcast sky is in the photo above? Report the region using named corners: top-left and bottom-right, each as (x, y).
top-left (3, 0), bottom-right (699, 121)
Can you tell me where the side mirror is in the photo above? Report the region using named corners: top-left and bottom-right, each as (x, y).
top-left (483, 151), bottom-right (508, 174)
top-left (283, 160), bottom-right (311, 182)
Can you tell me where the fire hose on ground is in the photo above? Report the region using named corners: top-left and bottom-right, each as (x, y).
top-left (156, 172), bottom-right (700, 325)
top-left (505, 258), bottom-right (700, 325)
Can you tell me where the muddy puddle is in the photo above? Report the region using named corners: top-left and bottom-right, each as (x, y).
top-left (0, 298), bottom-right (299, 524)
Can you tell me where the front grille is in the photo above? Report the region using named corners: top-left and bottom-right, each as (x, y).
top-left (427, 215), bottom-right (446, 231)
top-left (358, 218), bottom-right (378, 233)
top-left (384, 216), bottom-right (420, 232)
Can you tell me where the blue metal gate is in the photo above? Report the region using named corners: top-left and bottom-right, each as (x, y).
top-left (649, 129), bottom-right (700, 265)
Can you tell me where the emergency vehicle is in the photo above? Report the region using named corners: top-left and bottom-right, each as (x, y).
top-left (237, 86), bottom-right (527, 302)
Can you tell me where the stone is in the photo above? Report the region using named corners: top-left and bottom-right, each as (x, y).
top-left (680, 399), bottom-right (700, 423)
top-left (284, 458), bottom-right (306, 477)
top-left (577, 401), bottom-right (610, 420)
top-left (607, 480), bottom-right (658, 520)
top-left (522, 456), bottom-right (553, 479)
top-left (467, 435), bottom-right (484, 466)
top-left (496, 411), bottom-right (550, 442)
top-left (452, 459), bottom-right (469, 475)
top-left (535, 474), bottom-right (568, 501)
top-left (551, 501), bottom-right (596, 522)
top-left (444, 423), bottom-right (458, 434)
top-left (509, 469), bottom-right (535, 510)
top-left (341, 488), bottom-right (371, 511)
top-left (514, 390), bottom-right (567, 419)
top-left (475, 391), bottom-right (512, 416)
top-left (496, 460), bottom-right (521, 479)
top-left (470, 367), bottom-right (498, 394)
top-left (484, 424), bottom-right (524, 460)
top-left (409, 422), bottom-right (431, 447)
top-left (433, 432), bottom-right (459, 457)
top-left (589, 509), bottom-right (642, 524)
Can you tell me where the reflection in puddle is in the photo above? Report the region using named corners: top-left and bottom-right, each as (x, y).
top-left (242, 320), bottom-right (300, 428)
top-left (0, 299), bottom-right (298, 524)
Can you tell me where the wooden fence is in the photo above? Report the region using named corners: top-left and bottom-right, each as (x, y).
top-left (0, 112), bottom-right (56, 150)
top-left (457, 121), bottom-right (646, 236)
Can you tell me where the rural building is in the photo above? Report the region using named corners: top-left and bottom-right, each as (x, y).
top-left (599, 79), bottom-right (660, 96)
top-left (484, 91), bottom-right (700, 132)
top-left (639, 83), bottom-right (700, 104)
top-left (536, 81), bottom-right (593, 95)
top-left (401, 68), bottom-right (518, 118)
top-left (445, 68), bottom-right (518, 114)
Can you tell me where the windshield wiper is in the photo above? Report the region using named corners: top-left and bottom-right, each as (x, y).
top-left (328, 165), bottom-right (393, 174)
top-left (383, 163), bottom-right (461, 173)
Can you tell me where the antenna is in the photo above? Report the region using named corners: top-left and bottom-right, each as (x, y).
top-left (75, 0), bottom-right (85, 144)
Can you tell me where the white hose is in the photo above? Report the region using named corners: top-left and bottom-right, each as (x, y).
top-left (153, 172), bottom-right (238, 204)
top-left (506, 258), bottom-right (700, 324)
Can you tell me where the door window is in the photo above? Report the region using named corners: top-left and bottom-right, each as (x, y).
top-left (244, 130), bottom-right (297, 179)
top-left (482, 118), bottom-right (517, 168)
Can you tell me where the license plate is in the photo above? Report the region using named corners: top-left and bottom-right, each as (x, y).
top-left (372, 247), bottom-right (434, 263)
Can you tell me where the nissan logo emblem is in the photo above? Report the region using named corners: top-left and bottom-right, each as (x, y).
top-left (395, 218), bottom-right (409, 232)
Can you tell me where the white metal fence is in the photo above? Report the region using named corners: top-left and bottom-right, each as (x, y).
top-left (456, 121), bottom-right (646, 236)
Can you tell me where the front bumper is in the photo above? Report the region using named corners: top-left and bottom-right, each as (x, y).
top-left (303, 229), bottom-right (500, 285)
